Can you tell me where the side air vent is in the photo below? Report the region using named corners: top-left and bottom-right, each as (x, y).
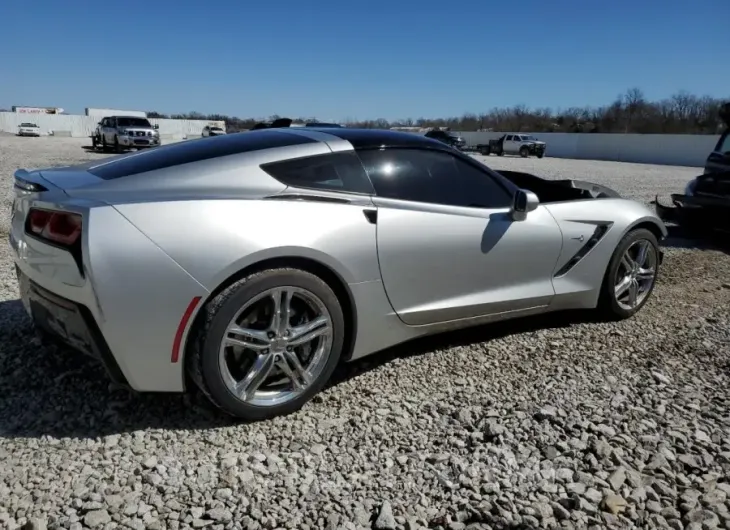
top-left (554, 223), bottom-right (612, 277)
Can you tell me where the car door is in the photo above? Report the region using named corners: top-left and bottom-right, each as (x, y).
top-left (103, 118), bottom-right (115, 143)
top-left (705, 132), bottom-right (730, 174)
top-left (358, 147), bottom-right (563, 326)
top-left (503, 135), bottom-right (517, 154)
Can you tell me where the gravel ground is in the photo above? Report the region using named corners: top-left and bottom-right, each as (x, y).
top-left (1, 137), bottom-right (730, 530)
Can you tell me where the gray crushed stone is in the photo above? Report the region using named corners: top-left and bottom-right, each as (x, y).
top-left (1, 136), bottom-right (729, 530)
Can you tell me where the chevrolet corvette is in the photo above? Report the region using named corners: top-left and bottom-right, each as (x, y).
top-left (10, 127), bottom-right (667, 420)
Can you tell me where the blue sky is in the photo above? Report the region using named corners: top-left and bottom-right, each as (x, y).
top-left (2, 0), bottom-right (727, 121)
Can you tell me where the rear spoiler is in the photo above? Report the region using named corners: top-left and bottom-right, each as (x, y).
top-left (251, 118), bottom-right (293, 130)
top-left (14, 168), bottom-right (50, 193)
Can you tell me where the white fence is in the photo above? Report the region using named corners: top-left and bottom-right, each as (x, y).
top-left (0, 112), bottom-right (224, 140)
top-left (0, 112), bottom-right (721, 167)
top-left (456, 131), bottom-right (721, 168)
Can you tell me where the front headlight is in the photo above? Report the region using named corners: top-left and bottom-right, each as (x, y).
top-left (684, 179), bottom-right (697, 196)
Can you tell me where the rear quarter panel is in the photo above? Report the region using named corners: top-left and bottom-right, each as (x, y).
top-left (114, 199), bottom-right (382, 290)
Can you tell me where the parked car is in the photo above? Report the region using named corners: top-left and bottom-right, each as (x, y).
top-left (704, 102), bottom-right (730, 174)
top-left (290, 122), bottom-right (344, 128)
top-left (91, 116), bottom-right (160, 152)
top-left (202, 125), bottom-right (226, 137)
top-left (653, 102), bottom-right (730, 235)
top-left (424, 129), bottom-right (466, 150)
top-left (17, 122), bottom-right (41, 137)
top-left (11, 128), bottom-right (666, 421)
top-left (478, 134), bottom-right (546, 158)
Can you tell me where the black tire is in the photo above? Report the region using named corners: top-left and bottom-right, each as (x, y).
top-left (101, 135), bottom-right (108, 152)
top-left (597, 228), bottom-right (660, 320)
top-left (537, 153), bottom-right (544, 159)
top-left (187, 267), bottom-right (346, 421)
top-left (114, 136), bottom-right (122, 153)
top-left (479, 146), bottom-right (491, 156)
top-left (519, 146), bottom-right (530, 158)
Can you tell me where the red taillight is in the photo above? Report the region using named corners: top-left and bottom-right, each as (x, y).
top-left (26, 208), bottom-right (82, 246)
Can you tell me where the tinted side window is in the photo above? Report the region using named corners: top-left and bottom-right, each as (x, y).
top-left (87, 131), bottom-right (316, 180)
top-left (261, 151), bottom-right (374, 194)
top-left (358, 148), bottom-right (511, 208)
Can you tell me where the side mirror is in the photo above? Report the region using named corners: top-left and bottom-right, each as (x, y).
top-left (511, 189), bottom-right (539, 221)
top-left (154, 124), bottom-right (160, 129)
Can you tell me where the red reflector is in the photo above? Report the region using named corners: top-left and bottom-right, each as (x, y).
top-left (171, 296), bottom-right (202, 363)
top-left (27, 208), bottom-right (82, 246)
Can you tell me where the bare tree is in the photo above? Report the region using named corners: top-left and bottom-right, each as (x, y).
top-left (142, 89), bottom-right (728, 135)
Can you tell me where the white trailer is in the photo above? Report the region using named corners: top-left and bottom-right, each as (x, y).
top-left (85, 108), bottom-right (147, 119)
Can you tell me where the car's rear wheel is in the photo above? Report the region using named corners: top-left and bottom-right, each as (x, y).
top-left (537, 153), bottom-right (544, 159)
top-left (188, 268), bottom-right (345, 421)
top-left (519, 146), bottom-right (530, 158)
top-left (598, 228), bottom-right (660, 320)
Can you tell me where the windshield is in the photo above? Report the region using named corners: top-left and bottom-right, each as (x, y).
top-left (20, 123), bottom-right (37, 127)
top-left (522, 135), bottom-right (538, 141)
top-left (211, 127), bottom-right (223, 131)
top-left (117, 117), bottom-right (151, 127)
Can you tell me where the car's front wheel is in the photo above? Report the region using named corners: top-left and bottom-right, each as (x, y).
top-left (598, 228), bottom-right (660, 320)
top-left (188, 268), bottom-right (345, 421)
top-left (519, 146), bottom-right (530, 158)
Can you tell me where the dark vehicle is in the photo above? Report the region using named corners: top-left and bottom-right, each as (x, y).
top-left (654, 102), bottom-right (730, 235)
top-left (704, 102), bottom-right (730, 174)
top-left (303, 122), bottom-right (343, 128)
top-left (424, 129), bottom-right (466, 150)
top-left (477, 134), bottom-right (546, 158)
top-left (250, 119), bottom-right (343, 130)
top-left (251, 118), bottom-right (294, 130)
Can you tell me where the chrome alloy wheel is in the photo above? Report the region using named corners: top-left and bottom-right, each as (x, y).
top-left (614, 239), bottom-right (658, 311)
top-left (218, 287), bottom-right (333, 407)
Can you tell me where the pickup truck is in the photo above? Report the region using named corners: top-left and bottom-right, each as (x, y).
top-left (424, 129), bottom-right (467, 150)
top-left (91, 115), bottom-right (160, 152)
top-left (477, 134), bottom-right (546, 158)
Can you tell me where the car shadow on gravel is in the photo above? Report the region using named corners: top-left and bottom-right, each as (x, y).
top-left (0, 295), bottom-right (598, 441)
top-left (327, 309), bottom-right (598, 391)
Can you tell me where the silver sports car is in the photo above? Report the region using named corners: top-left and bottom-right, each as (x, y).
top-left (10, 127), bottom-right (667, 420)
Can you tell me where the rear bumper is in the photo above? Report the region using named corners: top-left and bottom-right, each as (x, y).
top-left (17, 266), bottom-right (129, 386)
top-left (654, 194), bottom-right (730, 232)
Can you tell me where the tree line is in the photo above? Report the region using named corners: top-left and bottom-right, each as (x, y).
top-left (146, 88), bottom-right (723, 134)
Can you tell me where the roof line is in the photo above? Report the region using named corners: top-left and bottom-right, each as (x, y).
top-left (282, 127), bottom-right (355, 151)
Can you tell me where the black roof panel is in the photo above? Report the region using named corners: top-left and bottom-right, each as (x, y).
top-left (88, 129), bottom-right (315, 180)
top-left (309, 128), bottom-right (447, 150)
